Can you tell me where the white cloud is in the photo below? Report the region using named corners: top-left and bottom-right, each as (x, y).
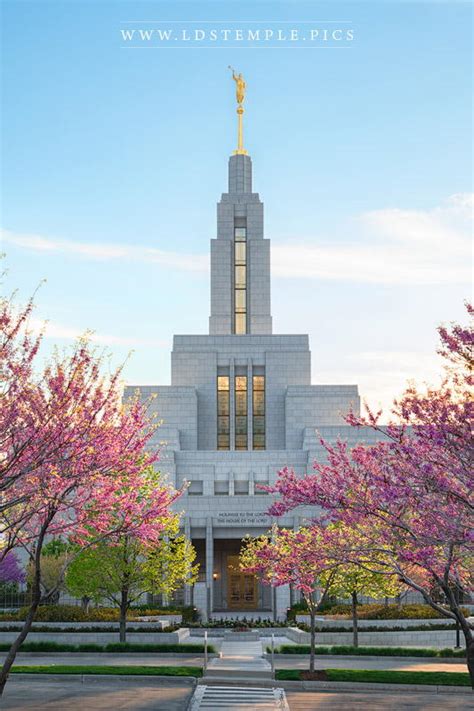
top-left (1, 231), bottom-right (209, 273)
top-left (272, 193), bottom-right (473, 285)
top-left (3, 193), bottom-right (472, 285)
top-left (28, 317), bottom-right (170, 349)
top-left (316, 349), bottom-right (443, 418)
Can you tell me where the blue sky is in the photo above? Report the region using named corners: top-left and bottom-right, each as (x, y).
top-left (1, 0), bottom-right (472, 414)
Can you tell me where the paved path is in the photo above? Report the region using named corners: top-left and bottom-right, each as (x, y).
top-left (205, 639), bottom-right (272, 680)
top-left (3, 651), bottom-right (468, 674)
top-left (1, 677), bottom-right (195, 711)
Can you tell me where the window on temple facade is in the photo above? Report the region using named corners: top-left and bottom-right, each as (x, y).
top-left (253, 373), bottom-right (265, 449)
top-left (217, 373), bottom-right (230, 450)
top-left (235, 373), bottom-right (248, 450)
top-left (234, 223), bottom-right (247, 334)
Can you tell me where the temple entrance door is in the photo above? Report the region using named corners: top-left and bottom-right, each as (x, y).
top-left (227, 555), bottom-right (257, 609)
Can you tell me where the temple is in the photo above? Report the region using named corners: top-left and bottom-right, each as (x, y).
top-left (125, 77), bottom-right (384, 620)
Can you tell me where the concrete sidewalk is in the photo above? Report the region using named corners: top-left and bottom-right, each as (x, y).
top-left (3, 651), bottom-right (468, 675)
top-left (1, 676), bottom-right (196, 711)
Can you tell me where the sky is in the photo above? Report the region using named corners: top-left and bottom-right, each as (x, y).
top-left (1, 0), bottom-right (472, 416)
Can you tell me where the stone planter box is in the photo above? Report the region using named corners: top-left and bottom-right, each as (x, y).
top-left (189, 628), bottom-right (287, 638)
top-left (285, 626), bottom-right (462, 648)
top-left (294, 616), bottom-right (459, 629)
top-left (0, 620), bottom-right (172, 631)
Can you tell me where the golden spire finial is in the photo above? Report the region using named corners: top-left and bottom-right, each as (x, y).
top-left (228, 66), bottom-right (248, 155)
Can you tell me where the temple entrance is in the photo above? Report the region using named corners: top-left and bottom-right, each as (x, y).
top-left (227, 555), bottom-right (257, 609)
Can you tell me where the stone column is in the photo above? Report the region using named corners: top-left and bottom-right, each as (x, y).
top-left (184, 517), bottom-right (192, 606)
top-left (205, 517), bottom-right (214, 616)
top-left (247, 358), bottom-right (253, 450)
top-left (230, 359), bottom-right (235, 450)
top-left (275, 585), bottom-right (291, 621)
top-left (229, 470), bottom-right (235, 496)
top-left (249, 471), bottom-right (255, 496)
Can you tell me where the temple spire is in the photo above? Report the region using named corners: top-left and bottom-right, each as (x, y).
top-left (228, 67), bottom-right (248, 156)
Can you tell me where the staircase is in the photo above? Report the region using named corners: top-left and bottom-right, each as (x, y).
top-left (204, 639), bottom-right (273, 681)
top-left (189, 685), bottom-right (289, 710)
top-left (190, 637), bottom-right (289, 710)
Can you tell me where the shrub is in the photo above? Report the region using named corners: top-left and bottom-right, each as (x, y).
top-left (181, 605), bottom-right (200, 624)
top-left (288, 602), bottom-right (470, 620)
top-left (271, 644), bottom-right (466, 658)
top-left (2, 605), bottom-right (178, 623)
top-left (0, 624), bottom-right (180, 633)
top-left (296, 622), bottom-right (462, 633)
top-left (0, 641), bottom-right (215, 654)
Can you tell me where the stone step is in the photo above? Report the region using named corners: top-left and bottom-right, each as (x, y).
top-left (189, 685), bottom-right (289, 711)
top-left (205, 668), bottom-right (274, 680)
top-left (225, 631), bottom-right (260, 641)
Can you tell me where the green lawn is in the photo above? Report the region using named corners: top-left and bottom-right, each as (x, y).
top-left (11, 665), bottom-right (202, 677)
top-left (275, 668), bottom-right (471, 686)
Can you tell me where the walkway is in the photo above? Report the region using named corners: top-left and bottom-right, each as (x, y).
top-left (192, 636), bottom-right (289, 710)
top-left (205, 638), bottom-right (273, 680)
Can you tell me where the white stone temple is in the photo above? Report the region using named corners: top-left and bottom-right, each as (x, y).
top-left (125, 94), bottom-right (385, 620)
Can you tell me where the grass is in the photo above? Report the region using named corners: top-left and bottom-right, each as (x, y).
top-left (269, 644), bottom-right (465, 658)
top-left (0, 641), bottom-right (215, 654)
top-left (10, 665), bottom-right (202, 677)
top-left (275, 668), bottom-right (471, 686)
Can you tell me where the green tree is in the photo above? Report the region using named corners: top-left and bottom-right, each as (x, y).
top-left (26, 539), bottom-right (72, 604)
top-left (321, 563), bottom-right (400, 647)
top-left (65, 516), bottom-right (198, 642)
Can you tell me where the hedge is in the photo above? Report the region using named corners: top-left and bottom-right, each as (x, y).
top-left (0, 641), bottom-right (215, 654)
top-left (11, 665), bottom-right (202, 677)
top-left (275, 668), bottom-right (471, 686)
top-left (288, 603), bottom-right (470, 620)
top-left (0, 605), bottom-right (178, 623)
top-left (269, 644), bottom-right (466, 658)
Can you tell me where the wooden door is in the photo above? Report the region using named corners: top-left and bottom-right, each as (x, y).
top-left (227, 555), bottom-right (257, 609)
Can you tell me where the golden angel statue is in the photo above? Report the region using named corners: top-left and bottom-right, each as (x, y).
top-left (228, 66), bottom-right (246, 105)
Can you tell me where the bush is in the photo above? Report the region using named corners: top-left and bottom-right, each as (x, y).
top-left (181, 606), bottom-right (200, 624)
top-left (0, 641), bottom-right (215, 654)
top-left (296, 622), bottom-right (461, 633)
top-left (0, 624), bottom-right (180, 633)
top-left (129, 604), bottom-right (183, 615)
top-left (271, 644), bottom-right (466, 658)
top-left (0, 605), bottom-right (179, 623)
top-left (288, 602), bottom-right (470, 620)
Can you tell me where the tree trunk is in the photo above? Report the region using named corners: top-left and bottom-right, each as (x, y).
top-left (0, 521), bottom-right (51, 696)
top-left (81, 596), bottom-right (91, 613)
top-left (309, 605), bottom-right (316, 674)
top-left (119, 587), bottom-right (129, 644)
top-left (453, 607), bottom-right (474, 689)
top-left (351, 591), bottom-right (358, 648)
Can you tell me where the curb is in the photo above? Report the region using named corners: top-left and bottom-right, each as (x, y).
top-left (199, 676), bottom-right (472, 694)
top-left (9, 673), bottom-right (198, 685)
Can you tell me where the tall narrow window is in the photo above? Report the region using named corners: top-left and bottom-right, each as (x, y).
top-left (234, 224), bottom-right (247, 334)
top-left (217, 375), bottom-right (230, 450)
top-left (253, 374), bottom-right (265, 450)
top-left (235, 374), bottom-right (248, 450)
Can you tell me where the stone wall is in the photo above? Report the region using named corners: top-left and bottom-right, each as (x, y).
top-left (285, 626), bottom-right (461, 648)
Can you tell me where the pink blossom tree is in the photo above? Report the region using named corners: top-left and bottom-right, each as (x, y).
top-left (265, 305), bottom-right (474, 684)
top-left (0, 552), bottom-right (25, 586)
top-left (240, 527), bottom-right (337, 673)
top-left (0, 293), bottom-right (181, 693)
